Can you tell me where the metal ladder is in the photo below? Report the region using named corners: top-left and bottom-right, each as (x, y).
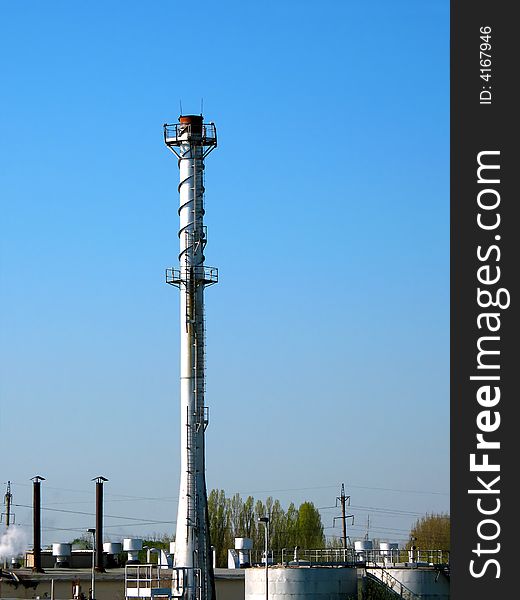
top-left (185, 411), bottom-right (196, 530)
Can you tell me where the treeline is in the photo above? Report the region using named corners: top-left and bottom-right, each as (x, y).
top-left (208, 489), bottom-right (325, 567)
top-left (407, 512), bottom-right (450, 549)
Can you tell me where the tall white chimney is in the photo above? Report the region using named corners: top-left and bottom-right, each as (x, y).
top-left (164, 115), bottom-right (218, 600)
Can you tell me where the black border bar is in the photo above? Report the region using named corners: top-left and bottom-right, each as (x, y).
top-left (451, 1), bottom-right (517, 598)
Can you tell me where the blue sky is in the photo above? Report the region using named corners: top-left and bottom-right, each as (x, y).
top-left (0, 0), bottom-right (449, 546)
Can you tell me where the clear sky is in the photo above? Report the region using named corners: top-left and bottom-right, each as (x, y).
top-left (0, 0), bottom-right (449, 547)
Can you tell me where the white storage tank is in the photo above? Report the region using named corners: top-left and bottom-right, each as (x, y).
top-left (103, 542), bottom-right (123, 568)
top-left (104, 542), bottom-right (123, 554)
top-left (228, 549), bottom-right (240, 569)
top-left (379, 542), bottom-right (398, 563)
top-left (245, 566), bottom-right (358, 600)
top-left (52, 543), bottom-right (72, 568)
top-left (235, 537), bottom-right (253, 567)
top-left (354, 540), bottom-right (373, 561)
top-left (123, 538), bottom-right (143, 564)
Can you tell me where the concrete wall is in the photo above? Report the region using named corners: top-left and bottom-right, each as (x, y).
top-left (0, 572), bottom-right (125, 600)
top-left (1, 569), bottom-right (244, 600)
top-left (216, 577), bottom-right (245, 600)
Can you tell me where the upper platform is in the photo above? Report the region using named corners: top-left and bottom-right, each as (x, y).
top-left (163, 115), bottom-right (217, 151)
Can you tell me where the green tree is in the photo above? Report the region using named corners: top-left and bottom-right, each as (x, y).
top-left (254, 498), bottom-right (266, 553)
top-left (285, 502), bottom-right (299, 549)
top-left (207, 490), bottom-right (328, 564)
top-left (208, 489), bottom-right (231, 567)
top-left (69, 535), bottom-right (92, 550)
top-left (227, 492), bottom-right (244, 540)
top-left (269, 499), bottom-right (286, 552)
top-left (241, 496), bottom-right (256, 538)
top-left (326, 536), bottom-right (344, 549)
top-left (407, 513), bottom-right (450, 549)
top-left (296, 501), bottom-right (325, 548)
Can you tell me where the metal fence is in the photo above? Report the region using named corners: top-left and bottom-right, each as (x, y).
top-left (248, 547), bottom-right (449, 567)
top-left (164, 123), bottom-right (217, 146)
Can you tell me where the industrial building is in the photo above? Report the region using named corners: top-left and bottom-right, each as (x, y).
top-left (1, 542), bottom-right (449, 600)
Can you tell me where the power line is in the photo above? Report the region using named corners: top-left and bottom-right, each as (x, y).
top-left (343, 524), bottom-right (412, 534)
top-left (235, 483), bottom-right (448, 497)
top-left (237, 485), bottom-right (339, 495)
top-left (43, 497), bottom-right (178, 506)
top-left (349, 505), bottom-right (424, 517)
top-left (13, 503), bottom-right (168, 523)
top-left (347, 484), bottom-right (449, 497)
top-left (5, 480), bottom-right (448, 498)
top-left (14, 520), bottom-right (176, 532)
top-left (318, 505), bottom-right (422, 517)
top-left (5, 481), bottom-right (177, 502)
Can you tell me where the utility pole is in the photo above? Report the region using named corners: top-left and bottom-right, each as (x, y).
top-left (4, 481), bottom-right (13, 526)
top-left (3, 481), bottom-right (15, 569)
top-left (333, 483), bottom-right (354, 548)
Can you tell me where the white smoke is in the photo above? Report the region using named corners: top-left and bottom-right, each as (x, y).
top-left (0, 526), bottom-right (29, 559)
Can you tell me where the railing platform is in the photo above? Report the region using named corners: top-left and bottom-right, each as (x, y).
top-left (166, 266), bottom-right (218, 287)
top-left (125, 564), bottom-right (173, 600)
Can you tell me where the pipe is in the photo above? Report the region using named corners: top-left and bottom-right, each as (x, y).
top-left (92, 477), bottom-right (107, 572)
top-left (31, 476), bottom-right (45, 573)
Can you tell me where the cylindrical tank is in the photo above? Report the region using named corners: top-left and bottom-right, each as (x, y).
top-left (52, 543), bottom-right (72, 568)
top-left (235, 537), bottom-right (253, 567)
top-left (103, 542), bottom-right (123, 568)
top-left (354, 540), bottom-right (373, 561)
top-left (379, 542), bottom-right (397, 564)
top-left (354, 540), bottom-right (373, 551)
top-left (245, 566), bottom-right (358, 600)
top-left (123, 538), bottom-right (143, 563)
top-left (389, 543), bottom-right (399, 563)
top-left (103, 542), bottom-right (122, 554)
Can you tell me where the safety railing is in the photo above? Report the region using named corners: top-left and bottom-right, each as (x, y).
top-left (166, 266), bottom-right (219, 287)
top-left (249, 547), bottom-right (449, 567)
top-left (171, 567), bottom-right (202, 600)
top-left (251, 547), bottom-right (357, 566)
top-left (125, 564), bottom-right (173, 598)
top-left (363, 548), bottom-right (450, 566)
top-left (164, 123), bottom-right (217, 147)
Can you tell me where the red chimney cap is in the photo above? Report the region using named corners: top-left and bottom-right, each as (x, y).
top-left (179, 115), bottom-right (203, 125)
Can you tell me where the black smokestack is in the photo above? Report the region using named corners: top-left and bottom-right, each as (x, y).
top-left (31, 476), bottom-right (45, 573)
top-left (93, 476), bottom-right (108, 572)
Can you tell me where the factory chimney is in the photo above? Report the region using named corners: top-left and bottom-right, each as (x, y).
top-left (93, 476), bottom-right (108, 572)
top-left (31, 476), bottom-right (45, 573)
top-left (164, 115), bottom-right (218, 600)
